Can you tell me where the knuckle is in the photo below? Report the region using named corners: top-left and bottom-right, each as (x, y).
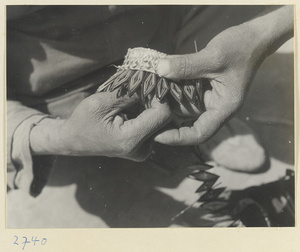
top-left (85, 96), bottom-right (106, 116)
top-left (172, 55), bottom-right (194, 78)
top-left (193, 128), bottom-right (208, 144)
top-left (85, 95), bottom-right (99, 109)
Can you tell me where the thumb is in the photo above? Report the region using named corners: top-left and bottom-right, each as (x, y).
top-left (154, 108), bottom-right (225, 145)
top-left (156, 49), bottom-right (215, 80)
top-left (95, 90), bottom-right (140, 115)
top-left (123, 98), bottom-right (172, 140)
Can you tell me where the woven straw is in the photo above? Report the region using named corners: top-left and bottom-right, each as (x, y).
top-left (97, 47), bottom-right (205, 114)
top-left (120, 47), bottom-right (167, 73)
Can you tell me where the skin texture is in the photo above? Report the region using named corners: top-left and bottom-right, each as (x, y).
top-left (30, 91), bottom-right (171, 161)
top-left (155, 6), bottom-right (293, 146)
top-left (29, 6), bottom-right (293, 159)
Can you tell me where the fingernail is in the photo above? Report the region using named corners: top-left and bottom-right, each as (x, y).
top-left (156, 59), bottom-right (171, 77)
top-left (154, 134), bottom-right (167, 144)
top-left (154, 134), bottom-right (162, 142)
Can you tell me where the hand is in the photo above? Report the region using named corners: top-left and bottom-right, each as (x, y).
top-left (154, 26), bottom-right (261, 145)
top-left (30, 91), bottom-right (171, 161)
top-left (154, 6), bottom-right (293, 145)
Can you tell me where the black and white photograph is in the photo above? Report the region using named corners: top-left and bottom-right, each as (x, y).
top-left (6, 5), bottom-right (294, 230)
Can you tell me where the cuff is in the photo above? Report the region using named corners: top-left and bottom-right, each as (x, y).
top-left (8, 115), bottom-right (51, 194)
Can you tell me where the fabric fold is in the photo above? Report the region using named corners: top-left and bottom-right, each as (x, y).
top-left (8, 111), bottom-right (50, 194)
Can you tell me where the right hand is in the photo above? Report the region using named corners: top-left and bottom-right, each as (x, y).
top-left (30, 90), bottom-right (171, 161)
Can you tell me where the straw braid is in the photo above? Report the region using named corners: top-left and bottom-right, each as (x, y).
top-left (97, 47), bottom-right (205, 113)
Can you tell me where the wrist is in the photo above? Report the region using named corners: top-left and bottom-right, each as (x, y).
top-left (241, 6), bottom-right (293, 58)
top-left (29, 117), bottom-right (68, 155)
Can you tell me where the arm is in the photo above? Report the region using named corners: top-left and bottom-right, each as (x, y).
top-left (29, 91), bottom-right (171, 160)
top-left (154, 6), bottom-right (294, 145)
top-left (8, 92), bottom-right (171, 194)
top-left (7, 5), bottom-right (173, 195)
top-left (7, 100), bottom-right (50, 191)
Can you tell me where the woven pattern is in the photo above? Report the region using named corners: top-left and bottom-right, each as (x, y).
top-left (97, 47), bottom-right (205, 113)
top-left (121, 47), bottom-right (166, 73)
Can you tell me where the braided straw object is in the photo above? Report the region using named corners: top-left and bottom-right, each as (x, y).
top-left (97, 47), bottom-right (205, 112)
top-left (97, 48), bottom-right (234, 218)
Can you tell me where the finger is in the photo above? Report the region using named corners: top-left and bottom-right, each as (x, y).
top-left (121, 98), bottom-right (172, 142)
top-left (95, 90), bottom-right (140, 115)
top-left (126, 139), bottom-right (154, 162)
top-left (156, 49), bottom-right (217, 79)
top-left (171, 97), bottom-right (203, 117)
top-left (154, 108), bottom-right (228, 145)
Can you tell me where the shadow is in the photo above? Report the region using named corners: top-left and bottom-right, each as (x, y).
top-left (238, 53), bottom-right (294, 165)
top-left (174, 5), bottom-right (269, 54)
top-left (6, 5), bottom-right (294, 228)
top-left (41, 146), bottom-right (202, 227)
top-left (6, 29), bottom-right (46, 99)
top-left (8, 6), bottom-right (167, 61)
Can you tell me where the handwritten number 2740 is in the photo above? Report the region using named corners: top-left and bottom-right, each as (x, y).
top-left (14, 236), bottom-right (47, 250)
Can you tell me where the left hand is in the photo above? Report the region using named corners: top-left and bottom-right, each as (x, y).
top-left (154, 6), bottom-right (293, 146)
top-left (154, 24), bottom-right (268, 145)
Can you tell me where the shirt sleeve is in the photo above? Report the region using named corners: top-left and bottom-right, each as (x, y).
top-left (7, 100), bottom-right (50, 194)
